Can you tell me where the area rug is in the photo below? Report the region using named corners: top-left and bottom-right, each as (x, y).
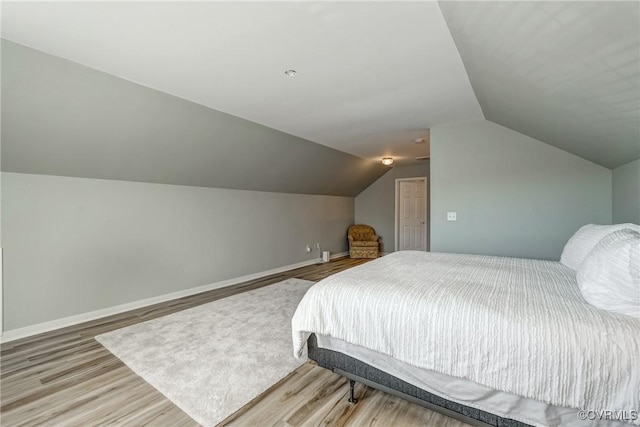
top-left (95, 278), bottom-right (314, 426)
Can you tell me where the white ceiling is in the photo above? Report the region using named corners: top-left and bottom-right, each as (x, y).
top-left (1, 1), bottom-right (484, 165)
top-left (3, 1), bottom-right (638, 170)
top-left (440, 1), bottom-right (640, 169)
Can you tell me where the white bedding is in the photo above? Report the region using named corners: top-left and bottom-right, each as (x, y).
top-left (315, 335), bottom-right (627, 427)
top-left (291, 251), bottom-right (640, 423)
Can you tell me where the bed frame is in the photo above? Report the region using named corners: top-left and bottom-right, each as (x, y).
top-left (307, 334), bottom-right (531, 427)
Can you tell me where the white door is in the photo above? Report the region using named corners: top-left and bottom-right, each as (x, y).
top-left (398, 180), bottom-right (426, 251)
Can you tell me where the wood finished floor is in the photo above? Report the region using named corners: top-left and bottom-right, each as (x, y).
top-left (1, 257), bottom-right (469, 427)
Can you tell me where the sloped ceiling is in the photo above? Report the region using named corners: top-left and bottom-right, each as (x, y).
top-left (1, 0), bottom-right (638, 188)
top-left (439, 1), bottom-right (640, 169)
top-left (1, 1), bottom-right (481, 167)
top-left (1, 40), bottom-right (386, 196)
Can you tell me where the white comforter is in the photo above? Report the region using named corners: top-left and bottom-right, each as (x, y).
top-left (292, 251), bottom-right (640, 421)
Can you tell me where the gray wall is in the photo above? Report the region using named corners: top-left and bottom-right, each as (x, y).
top-left (1, 40), bottom-right (386, 197)
top-left (430, 120), bottom-right (612, 260)
top-left (2, 172), bottom-right (354, 331)
top-left (613, 158), bottom-right (640, 224)
top-left (355, 163), bottom-right (430, 253)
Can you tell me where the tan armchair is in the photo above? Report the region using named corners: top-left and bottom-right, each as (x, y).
top-left (348, 225), bottom-right (379, 259)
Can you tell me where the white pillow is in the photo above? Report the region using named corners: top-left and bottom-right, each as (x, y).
top-left (560, 223), bottom-right (640, 271)
top-left (577, 229), bottom-right (640, 318)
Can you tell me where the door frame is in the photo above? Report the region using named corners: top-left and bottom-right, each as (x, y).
top-left (394, 177), bottom-right (428, 252)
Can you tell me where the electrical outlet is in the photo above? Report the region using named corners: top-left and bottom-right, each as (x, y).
top-left (315, 243), bottom-right (321, 249)
top-left (306, 245), bottom-right (312, 253)
top-left (447, 212), bottom-right (457, 221)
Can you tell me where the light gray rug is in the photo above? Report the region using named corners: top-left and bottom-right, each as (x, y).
top-left (96, 278), bottom-right (314, 426)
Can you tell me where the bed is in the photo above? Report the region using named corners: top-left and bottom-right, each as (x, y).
top-left (291, 250), bottom-right (640, 427)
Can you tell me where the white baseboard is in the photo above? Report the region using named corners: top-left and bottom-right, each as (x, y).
top-left (1, 255), bottom-right (339, 344)
top-left (0, 248), bottom-right (3, 339)
top-left (329, 251), bottom-right (348, 260)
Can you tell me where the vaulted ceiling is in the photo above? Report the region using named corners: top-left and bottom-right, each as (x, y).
top-left (1, 39), bottom-right (387, 196)
top-left (1, 1), bottom-right (638, 191)
top-left (440, 1), bottom-right (640, 169)
top-left (2, 1), bottom-right (478, 167)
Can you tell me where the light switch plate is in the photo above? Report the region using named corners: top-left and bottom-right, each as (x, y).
top-left (447, 212), bottom-right (457, 221)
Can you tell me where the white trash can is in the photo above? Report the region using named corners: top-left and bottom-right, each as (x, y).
top-left (322, 251), bottom-right (330, 263)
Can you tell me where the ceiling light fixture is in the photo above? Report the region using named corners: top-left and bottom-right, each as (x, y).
top-left (381, 157), bottom-right (394, 166)
top-left (284, 69), bottom-right (297, 76)
top-left (414, 138), bottom-right (426, 144)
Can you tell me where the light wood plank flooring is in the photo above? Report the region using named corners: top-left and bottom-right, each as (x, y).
top-left (1, 257), bottom-right (469, 426)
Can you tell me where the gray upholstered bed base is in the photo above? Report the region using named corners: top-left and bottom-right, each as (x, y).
top-left (307, 334), bottom-right (531, 427)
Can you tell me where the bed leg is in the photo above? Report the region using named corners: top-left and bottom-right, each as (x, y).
top-left (348, 379), bottom-right (358, 404)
